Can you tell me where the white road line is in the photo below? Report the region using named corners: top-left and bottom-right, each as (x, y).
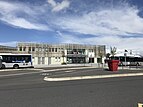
top-left (0, 67), bottom-right (89, 77)
top-left (64, 70), bottom-right (74, 73)
top-left (0, 67), bottom-right (90, 77)
top-left (44, 72), bottom-right (143, 81)
top-left (41, 73), bottom-right (50, 76)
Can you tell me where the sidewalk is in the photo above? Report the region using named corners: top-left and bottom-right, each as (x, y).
top-left (34, 63), bottom-right (99, 68)
top-left (34, 63), bottom-right (143, 70)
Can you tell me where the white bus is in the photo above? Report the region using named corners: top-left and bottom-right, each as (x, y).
top-left (0, 53), bottom-right (33, 69)
top-left (111, 54), bottom-right (143, 66)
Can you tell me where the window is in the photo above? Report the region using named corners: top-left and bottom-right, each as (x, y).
top-left (19, 47), bottom-right (22, 51)
top-left (38, 57), bottom-right (41, 64)
top-left (42, 57), bottom-right (45, 64)
top-left (23, 47), bottom-right (26, 51)
top-left (49, 48), bottom-right (51, 52)
top-left (89, 49), bottom-right (93, 52)
top-left (58, 57), bottom-right (61, 62)
top-left (32, 47), bottom-right (35, 51)
top-left (52, 48), bottom-right (54, 52)
top-left (2, 55), bottom-right (31, 63)
top-left (45, 48), bottom-right (48, 52)
top-left (42, 48), bottom-right (45, 51)
top-left (58, 48), bottom-right (61, 52)
top-left (55, 57), bottom-right (58, 62)
top-left (67, 49), bottom-right (72, 54)
top-left (28, 47), bottom-right (31, 52)
top-left (39, 48), bottom-right (42, 51)
top-left (55, 48), bottom-right (57, 52)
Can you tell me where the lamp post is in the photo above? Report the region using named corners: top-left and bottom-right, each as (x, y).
top-left (0, 56), bottom-right (2, 68)
top-left (124, 50), bottom-right (128, 66)
top-left (61, 50), bottom-right (65, 64)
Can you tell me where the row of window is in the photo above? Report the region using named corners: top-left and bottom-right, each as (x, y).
top-left (1, 55), bottom-right (31, 63)
top-left (19, 47), bottom-right (95, 52)
top-left (19, 47), bottom-right (64, 52)
top-left (19, 47), bottom-right (103, 56)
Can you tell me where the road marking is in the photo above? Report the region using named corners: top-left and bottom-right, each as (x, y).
top-left (64, 70), bottom-right (74, 73)
top-left (0, 67), bottom-right (93, 77)
top-left (138, 103), bottom-right (143, 107)
top-left (41, 73), bottom-right (50, 76)
top-left (44, 72), bottom-right (143, 81)
top-left (0, 67), bottom-right (93, 78)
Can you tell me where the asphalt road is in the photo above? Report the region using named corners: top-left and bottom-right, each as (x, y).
top-left (0, 69), bottom-right (143, 107)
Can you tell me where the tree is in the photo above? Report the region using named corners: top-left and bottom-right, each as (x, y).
top-left (110, 47), bottom-right (117, 57)
top-left (106, 53), bottom-right (111, 59)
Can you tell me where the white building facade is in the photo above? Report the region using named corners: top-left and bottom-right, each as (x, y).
top-left (17, 43), bottom-right (106, 65)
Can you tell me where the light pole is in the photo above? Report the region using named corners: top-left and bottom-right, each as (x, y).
top-left (124, 50), bottom-right (128, 66)
top-left (61, 50), bottom-right (65, 64)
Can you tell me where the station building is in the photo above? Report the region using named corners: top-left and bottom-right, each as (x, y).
top-left (17, 43), bottom-right (106, 65)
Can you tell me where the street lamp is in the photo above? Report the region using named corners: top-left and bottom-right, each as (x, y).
top-left (124, 50), bottom-right (128, 66)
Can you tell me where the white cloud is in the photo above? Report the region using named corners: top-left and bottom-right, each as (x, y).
top-left (0, 0), bottom-right (143, 55)
top-left (47, 0), bottom-right (56, 7)
top-left (47, 0), bottom-right (70, 12)
top-left (55, 4), bottom-right (143, 36)
top-left (57, 31), bottom-right (80, 43)
top-left (0, 41), bottom-right (17, 47)
top-left (54, 2), bottom-right (143, 54)
top-left (0, 1), bottom-right (38, 17)
top-left (57, 32), bottom-right (143, 55)
top-left (1, 16), bottom-right (49, 30)
top-left (0, 1), bottom-right (50, 31)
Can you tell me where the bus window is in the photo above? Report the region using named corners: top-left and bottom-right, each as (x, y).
top-left (0, 54), bottom-right (33, 68)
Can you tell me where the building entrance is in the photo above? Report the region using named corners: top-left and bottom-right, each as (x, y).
top-left (89, 58), bottom-right (94, 63)
top-left (67, 57), bottom-right (86, 64)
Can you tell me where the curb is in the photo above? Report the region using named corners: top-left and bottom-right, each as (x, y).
top-left (44, 72), bottom-right (143, 81)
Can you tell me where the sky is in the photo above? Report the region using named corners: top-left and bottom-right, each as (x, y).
top-left (0, 0), bottom-right (143, 54)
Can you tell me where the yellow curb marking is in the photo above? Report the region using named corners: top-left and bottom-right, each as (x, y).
top-left (138, 103), bottom-right (143, 107)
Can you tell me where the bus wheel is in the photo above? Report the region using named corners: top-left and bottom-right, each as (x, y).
top-left (1, 64), bottom-right (5, 69)
top-left (120, 62), bottom-right (123, 66)
top-left (136, 63), bottom-right (140, 66)
top-left (13, 64), bottom-right (19, 69)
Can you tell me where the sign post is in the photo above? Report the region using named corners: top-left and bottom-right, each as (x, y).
top-left (0, 56), bottom-right (2, 68)
top-left (124, 50), bottom-right (128, 66)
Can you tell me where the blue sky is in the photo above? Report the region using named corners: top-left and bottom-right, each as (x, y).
top-left (0, 0), bottom-right (143, 54)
